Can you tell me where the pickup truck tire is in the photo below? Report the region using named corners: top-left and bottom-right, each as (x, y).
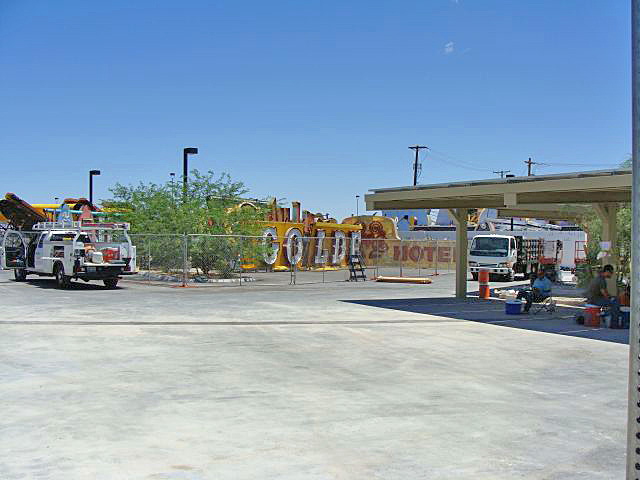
top-left (54, 263), bottom-right (71, 289)
top-left (103, 278), bottom-right (119, 289)
top-left (14, 268), bottom-right (27, 282)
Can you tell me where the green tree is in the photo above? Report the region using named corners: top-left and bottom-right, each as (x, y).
top-left (105, 170), bottom-right (267, 277)
top-left (574, 158), bottom-right (631, 287)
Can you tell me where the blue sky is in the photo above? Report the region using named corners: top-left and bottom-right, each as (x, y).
top-left (0, 0), bottom-right (631, 219)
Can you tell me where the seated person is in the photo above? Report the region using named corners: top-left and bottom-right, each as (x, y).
top-left (586, 264), bottom-right (621, 325)
top-left (517, 269), bottom-right (552, 313)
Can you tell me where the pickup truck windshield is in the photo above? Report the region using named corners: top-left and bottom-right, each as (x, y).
top-left (470, 237), bottom-right (509, 257)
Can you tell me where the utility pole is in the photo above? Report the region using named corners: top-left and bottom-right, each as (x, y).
top-left (493, 170), bottom-right (511, 178)
top-left (408, 145), bottom-right (428, 186)
top-left (627, 0), bottom-right (640, 476)
top-left (525, 157), bottom-right (538, 176)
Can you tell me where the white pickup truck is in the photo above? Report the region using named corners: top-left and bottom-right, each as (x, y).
top-left (1, 219), bottom-right (137, 289)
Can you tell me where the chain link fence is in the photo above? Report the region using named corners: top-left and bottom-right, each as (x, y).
top-left (127, 234), bottom-right (456, 287)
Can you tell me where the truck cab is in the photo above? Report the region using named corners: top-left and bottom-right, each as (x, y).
top-left (1, 220), bottom-right (137, 289)
top-left (468, 234), bottom-right (518, 281)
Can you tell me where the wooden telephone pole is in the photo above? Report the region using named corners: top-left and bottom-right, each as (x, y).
top-left (409, 145), bottom-right (429, 186)
top-left (524, 157), bottom-right (539, 176)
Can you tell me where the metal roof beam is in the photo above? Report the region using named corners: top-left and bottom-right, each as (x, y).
top-left (368, 199), bottom-right (505, 210)
top-left (516, 191), bottom-right (631, 204)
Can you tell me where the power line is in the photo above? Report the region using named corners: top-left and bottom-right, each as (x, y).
top-left (405, 145), bottom-right (621, 181)
top-left (535, 162), bottom-right (620, 168)
top-left (427, 147), bottom-right (612, 177)
top-left (427, 148), bottom-right (489, 172)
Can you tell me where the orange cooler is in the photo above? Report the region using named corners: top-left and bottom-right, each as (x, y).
top-left (102, 248), bottom-right (120, 263)
top-left (584, 305), bottom-right (601, 327)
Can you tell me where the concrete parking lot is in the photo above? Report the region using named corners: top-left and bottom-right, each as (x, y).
top-left (0, 271), bottom-right (628, 479)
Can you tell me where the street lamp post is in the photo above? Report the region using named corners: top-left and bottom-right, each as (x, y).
top-left (356, 195), bottom-right (360, 216)
top-left (169, 172), bottom-right (177, 202)
top-left (89, 170), bottom-right (101, 205)
top-left (183, 147), bottom-right (198, 196)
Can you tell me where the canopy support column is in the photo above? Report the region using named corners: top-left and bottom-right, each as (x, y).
top-left (448, 208), bottom-right (468, 299)
top-left (594, 203), bottom-right (619, 292)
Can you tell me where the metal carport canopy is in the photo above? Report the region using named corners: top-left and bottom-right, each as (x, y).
top-left (365, 169), bottom-right (631, 210)
top-left (365, 169), bottom-right (632, 298)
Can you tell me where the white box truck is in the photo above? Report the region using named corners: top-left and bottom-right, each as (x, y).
top-left (468, 234), bottom-right (552, 281)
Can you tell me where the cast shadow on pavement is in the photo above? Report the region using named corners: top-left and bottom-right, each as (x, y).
top-left (342, 297), bottom-right (629, 345)
top-left (22, 278), bottom-right (122, 291)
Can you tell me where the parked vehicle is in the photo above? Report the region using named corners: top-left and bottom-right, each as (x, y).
top-left (1, 219), bottom-right (137, 289)
top-left (468, 234), bottom-right (550, 281)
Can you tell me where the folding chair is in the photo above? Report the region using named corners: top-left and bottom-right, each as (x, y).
top-left (532, 295), bottom-right (556, 315)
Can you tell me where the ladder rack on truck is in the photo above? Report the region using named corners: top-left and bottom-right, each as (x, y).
top-left (518, 238), bottom-right (544, 266)
top-left (32, 220), bottom-right (130, 231)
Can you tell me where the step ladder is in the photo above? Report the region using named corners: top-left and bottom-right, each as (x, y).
top-left (348, 254), bottom-right (367, 282)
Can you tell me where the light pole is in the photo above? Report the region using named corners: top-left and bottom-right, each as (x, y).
top-left (183, 147), bottom-right (198, 196)
top-left (89, 170), bottom-right (101, 205)
top-left (169, 172), bottom-right (176, 202)
top-left (356, 195), bottom-right (360, 216)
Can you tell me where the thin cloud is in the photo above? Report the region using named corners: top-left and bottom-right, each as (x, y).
top-left (443, 41), bottom-right (454, 55)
